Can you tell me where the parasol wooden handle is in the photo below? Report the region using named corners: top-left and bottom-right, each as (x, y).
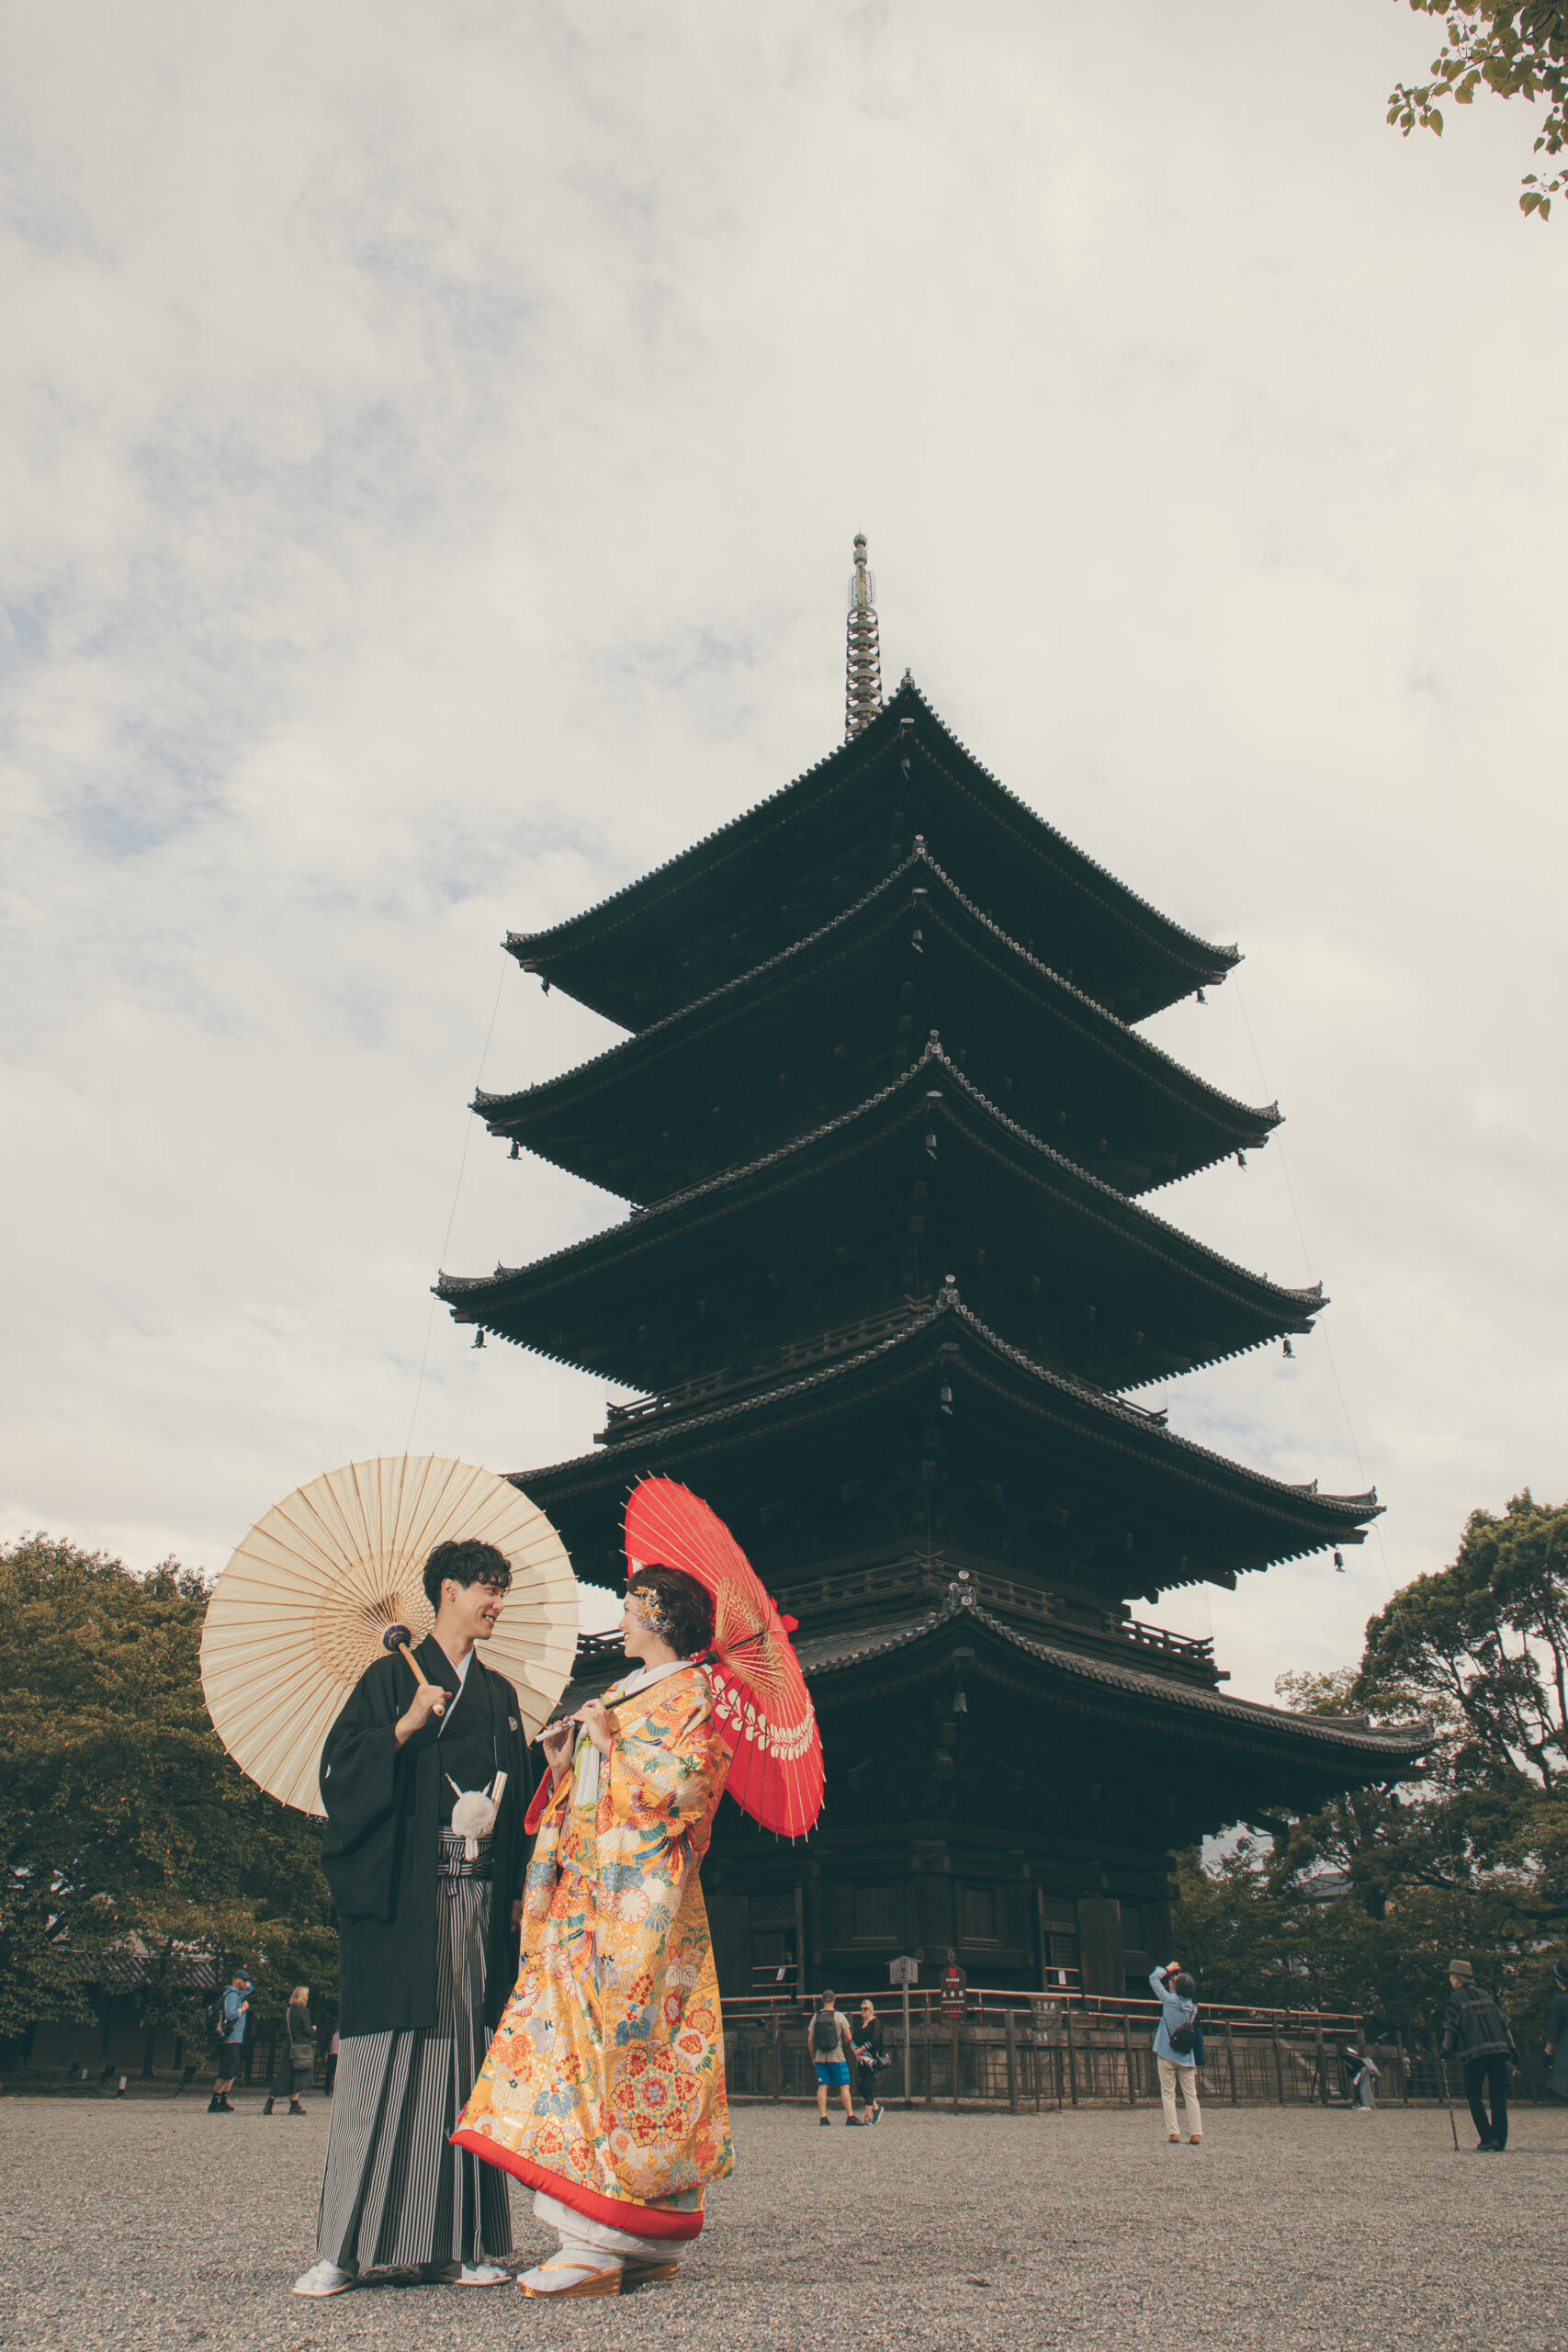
top-left (382, 1623), bottom-right (446, 1716)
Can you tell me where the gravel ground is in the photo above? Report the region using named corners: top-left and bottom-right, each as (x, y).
top-left (2, 2090), bottom-right (1565, 2351)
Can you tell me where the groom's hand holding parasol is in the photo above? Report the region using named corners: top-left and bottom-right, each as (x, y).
top-left (380, 1622), bottom-right (453, 1739)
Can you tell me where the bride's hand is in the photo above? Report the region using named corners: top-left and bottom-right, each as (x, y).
top-left (576, 1698), bottom-right (614, 1758)
top-left (540, 1719), bottom-right (575, 1781)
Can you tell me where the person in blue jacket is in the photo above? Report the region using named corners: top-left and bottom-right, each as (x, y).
top-left (1150, 1961), bottom-right (1201, 2144)
top-left (208, 1970), bottom-right (252, 2113)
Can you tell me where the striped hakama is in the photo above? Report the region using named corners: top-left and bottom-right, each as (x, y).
top-left (316, 1831), bottom-right (512, 2271)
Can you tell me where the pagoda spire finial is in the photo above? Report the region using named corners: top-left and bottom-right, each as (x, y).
top-left (844, 532), bottom-right (883, 741)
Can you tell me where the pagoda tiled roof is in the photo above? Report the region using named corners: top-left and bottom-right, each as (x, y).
top-left (792, 1581), bottom-right (1431, 1765)
top-left (505, 680), bottom-right (1240, 1028)
top-left (443, 1042), bottom-right (1321, 1388)
top-left (507, 1286), bottom-right (1380, 1574)
top-left (478, 845), bottom-right (1279, 1202)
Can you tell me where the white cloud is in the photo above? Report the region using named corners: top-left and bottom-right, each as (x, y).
top-left (3, 1), bottom-right (1563, 1696)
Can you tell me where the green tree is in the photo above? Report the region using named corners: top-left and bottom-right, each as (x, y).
top-left (1174, 1493), bottom-right (1568, 2037)
top-left (1389, 4), bottom-right (1568, 218)
top-left (0, 1534), bottom-right (336, 2050)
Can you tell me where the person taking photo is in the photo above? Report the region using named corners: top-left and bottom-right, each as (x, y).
top-left (1149, 1960), bottom-right (1201, 2145)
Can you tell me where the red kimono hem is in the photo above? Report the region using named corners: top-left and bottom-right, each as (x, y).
top-left (448, 2130), bottom-right (705, 2240)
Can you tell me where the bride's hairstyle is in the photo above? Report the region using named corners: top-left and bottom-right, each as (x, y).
top-left (628, 1566), bottom-right (714, 1660)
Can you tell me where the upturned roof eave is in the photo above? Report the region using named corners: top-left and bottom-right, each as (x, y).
top-left (479, 842), bottom-right (1278, 1154)
top-left (794, 1587), bottom-right (1430, 1762)
top-left (440, 1042), bottom-right (1324, 1345)
top-left (505, 680), bottom-right (1240, 1003)
top-left (503, 1292), bottom-right (1380, 1548)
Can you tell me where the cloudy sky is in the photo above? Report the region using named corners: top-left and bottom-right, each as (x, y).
top-left (4, 2), bottom-right (1563, 1702)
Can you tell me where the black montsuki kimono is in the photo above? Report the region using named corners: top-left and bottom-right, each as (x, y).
top-left (319, 1635), bottom-right (536, 2036)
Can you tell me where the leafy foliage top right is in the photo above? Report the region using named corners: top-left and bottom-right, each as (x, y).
top-left (1390, 3), bottom-right (1568, 218)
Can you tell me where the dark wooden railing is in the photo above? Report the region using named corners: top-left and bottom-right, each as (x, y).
top-left (716, 1985), bottom-right (1529, 2111)
top-left (600, 1302), bottom-right (924, 1436)
top-left (568, 1619), bottom-right (1214, 1684)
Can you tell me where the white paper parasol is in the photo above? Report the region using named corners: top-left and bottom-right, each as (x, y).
top-left (199, 1455), bottom-right (580, 1816)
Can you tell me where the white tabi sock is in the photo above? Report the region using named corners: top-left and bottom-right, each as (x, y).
top-left (532, 2189), bottom-right (688, 2271)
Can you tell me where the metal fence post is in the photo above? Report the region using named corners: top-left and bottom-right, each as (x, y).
top-left (951, 2016), bottom-right (962, 2111)
top-left (1224, 2019), bottom-right (1237, 2107)
top-left (1006, 2007), bottom-right (1020, 2113)
top-left (1122, 2015), bottom-right (1136, 2106)
top-left (1270, 2023), bottom-right (1285, 2104)
top-left (1314, 2024), bottom-right (1331, 2106)
top-left (1066, 2013), bottom-right (1078, 2107)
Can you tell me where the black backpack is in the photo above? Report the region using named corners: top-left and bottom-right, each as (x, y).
top-left (208, 1990), bottom-right (242, 2047)
top-left (811, 2009), bottom-right (842, 2056)
top-left (1168, 2009), bottom-right (1199, 2057)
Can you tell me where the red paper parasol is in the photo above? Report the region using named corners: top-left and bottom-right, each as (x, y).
top-left (624, 1477), bottom-right (824, 1838)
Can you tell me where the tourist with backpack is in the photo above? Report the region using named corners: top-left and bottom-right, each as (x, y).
top-left (807, 1992), bottom-right (861, 2126)
top-left (208, 1969), bottom-right (252, 2113)
top-left (1149, 1961), bottom-right (1201, 2145)
top-left (1440, 1958), bottom-right (1518, 2151)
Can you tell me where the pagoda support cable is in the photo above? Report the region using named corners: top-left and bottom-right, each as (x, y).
top-left (410, 962), bottom-right (508, 1451)
top-left (845, 532), bottom-right (883, 741)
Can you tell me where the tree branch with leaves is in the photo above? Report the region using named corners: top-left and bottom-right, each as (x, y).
top-left (1174, 1492), bottom-right (1568, 2034)
top-left (0, 1535), bottom-right (336, 2049)
top-left (1389, 4), bottom-right (1568, 218)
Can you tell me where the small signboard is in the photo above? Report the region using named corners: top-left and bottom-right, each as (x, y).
top-left (888, 1953), bottom-right (919, 1988)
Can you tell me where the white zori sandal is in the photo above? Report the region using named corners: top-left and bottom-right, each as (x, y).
top-left (518, 2257), bottom-right (679, 2297)
top-left (292, 2261), bottom-right (355, 2298)
top-left (519, 2259), bottom-right (624, 2298)
top-left (426, 2260), bottom-right (511, 2286)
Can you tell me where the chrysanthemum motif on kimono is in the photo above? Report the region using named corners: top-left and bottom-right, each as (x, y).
top-left (452, 1665), bottom-right (733, 2238)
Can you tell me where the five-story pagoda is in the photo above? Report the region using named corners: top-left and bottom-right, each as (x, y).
top-left (438, 540), bottom-right (1427, 1999)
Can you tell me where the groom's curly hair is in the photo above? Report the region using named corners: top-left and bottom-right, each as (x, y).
top-left (423, 1538), bottom-right (512, 1613)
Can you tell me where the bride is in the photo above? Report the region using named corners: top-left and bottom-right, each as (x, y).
top-left (453, 1564), bottom-right (733, 2297)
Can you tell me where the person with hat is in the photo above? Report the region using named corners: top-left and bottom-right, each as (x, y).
top-left (1542, 1960), bottom-right (1568, 2100)
top-left (1149, 1960), bottom-right (1202, 2144)
top-left (1440, 1958), bottom-right (1518, 2151)
top-left (207, 1969), bottom-right (253, 2112)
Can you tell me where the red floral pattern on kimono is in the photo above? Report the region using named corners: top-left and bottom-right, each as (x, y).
top-left (451, 1664), bottom-right (733, 2239)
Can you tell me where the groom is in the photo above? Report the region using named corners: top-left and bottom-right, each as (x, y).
top-left (293, 1539), bottom-right (536, 2298)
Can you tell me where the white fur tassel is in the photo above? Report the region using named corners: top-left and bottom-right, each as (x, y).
top-left (447, 1777), bottom-right (499, 1860)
